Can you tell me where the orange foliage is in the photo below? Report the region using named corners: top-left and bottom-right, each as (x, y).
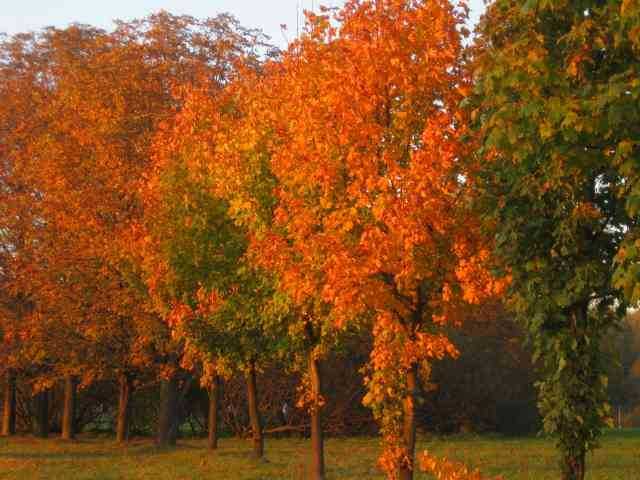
top-left (419, 451), bottom-right (504, 480)
top-left (0, 4), bottom-right (506, 477)
top-left (168, 1), bottom-right (501, 477)
top-left (0, 13), bottom-right (266, 391)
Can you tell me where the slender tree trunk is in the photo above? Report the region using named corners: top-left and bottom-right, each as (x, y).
top-left (208, 375), bottom-right (219, 450)
top-left (399, 362), bottom-right (418, 480)
top-left (61, 375), bottom-right (77, 440)
top-left (1, 370), bottom-right (17, 436)
top-left (32, 390), bottom-right (49, 438)
top-left (116, 373), bottom-right (132, 443)
top-left (562, 452), bottom-right (586, 480)
top-left (246, 360), bottom-right (263, 459)
top-left (309, 351), bottom-right (325, 480)
top-left (174, 375), bottom-right (193, 444)
top-left (156, 374), bottom-right (178, 447)
top-left (169, 387), bottom-right (180, 446)
top-left (561, 305), bottom-right (587, 480)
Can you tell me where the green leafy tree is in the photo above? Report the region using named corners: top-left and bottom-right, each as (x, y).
top-left (607, 3), bottom-right (640, 299)
top-left (146, 114), bottom-right (284, 457)
top-left (471, 1), bottom-right (636, 479)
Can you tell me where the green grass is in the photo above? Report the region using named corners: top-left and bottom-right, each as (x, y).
top-left (0, 430), bottom-right (638, 479)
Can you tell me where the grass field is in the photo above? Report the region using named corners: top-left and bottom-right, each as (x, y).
top-left (0, 430), bottom-right (638, 479)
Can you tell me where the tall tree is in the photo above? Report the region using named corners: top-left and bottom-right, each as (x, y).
top-left (471, 1), bottom-right (635, 479)
top-left (0, 31), bottom-right (54, 436)
top-left (167, 53), bottom-right (342, 476)
top-left (257, 3), bottom-right (492, 478)
top-left (0, 13), bottom-right (270, 444)
top-left (174, 2), bottom-right (497, 479)
top-left (144, 128), bottom-right (282, 457)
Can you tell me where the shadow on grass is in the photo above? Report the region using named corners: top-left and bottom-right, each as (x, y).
top-left (0, 437), bottom-right (210, 460)
top-left (0, 451), bottom-right (112, 460)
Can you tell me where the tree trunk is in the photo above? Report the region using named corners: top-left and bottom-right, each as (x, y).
top-left (116, 373), bottom-right (132, 443)
top-left (1, 370), bottom-right (16, 436)
top-left (32, 390), bottom-right (49, 438)
top-left (61, 375), bottom-right (77, 440)
top-left (399, 362), bottom-right (418, 480)
top-left (246, 360), bottom-right (263, 459)
top-left (174, 375), bottom-right (193, 443)
top-left (309, 351), bottom-right (325, 480)
top-left (208, 375), bottom-right (219, 450)
top-left (156, 374), bottom-right (178, 447)
top-left (560, 305), bottom-right (587, 480)
top-left (561, 451), bottom-right (586, 480)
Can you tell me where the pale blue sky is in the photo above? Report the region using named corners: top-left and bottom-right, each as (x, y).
top-left (0, 1), bottom-right (486, 47)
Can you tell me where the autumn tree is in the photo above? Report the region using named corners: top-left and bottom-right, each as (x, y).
top-left (170, 54), bottom-right (344, 478)
top-left (0, 72), bottom-right (20, 437)
top-left (470, 1), bottom-right (636, 479)
top-left (0, 25), bottom-right (154, 441)
top-left (257, 3), bottom-right (496, 479)
top-left (146, 78), bottom-right (288, 456)
top-left (172, 2), bottom-right (498, 479)
top-left (113, 12), bottom-right (270, 448)
top-left (0, 12), bottom-right (270, 443)
top-left (0, 30), bottom-right (62, 438)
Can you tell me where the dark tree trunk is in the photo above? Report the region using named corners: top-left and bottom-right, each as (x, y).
top-left (116, 373), bottom-right (132, 443)
top-left (309, 351), bottom-right (325, 480)
top-left (398, 362), bottom-right (418, 480)
top-left (208, 375), bottom-right (219, 450)
top-left (61, 375), bottom-right (77, 440)
top-left (32, 390), bottom-right (49, 438)
top-left (1, 370), bottom-right (16, 436)
top-left (246, 360), bottom-right (263, 459)
top-left (562, 452), bottom-right (586, 480)
top-left (156, 374), bottom-right (178, 447)
top-left (561, 305), bottom-right (587, 480)
top-left (174, 375), bottom-right (193, 443)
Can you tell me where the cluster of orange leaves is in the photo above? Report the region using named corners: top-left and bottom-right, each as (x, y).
top-left (419, 451), bottom-right (504, 480)
top-left (365, 310), bottom-right (459, 476)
